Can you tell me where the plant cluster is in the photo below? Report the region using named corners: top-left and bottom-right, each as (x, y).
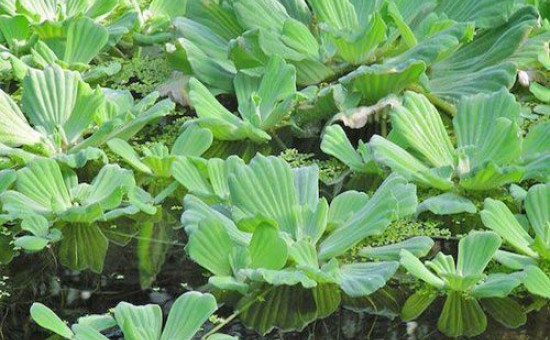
top-left (0, 0), bottom-right (548, 339)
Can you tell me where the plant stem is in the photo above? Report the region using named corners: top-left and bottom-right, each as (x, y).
top-left (202, 309), bottom-right (241, 339)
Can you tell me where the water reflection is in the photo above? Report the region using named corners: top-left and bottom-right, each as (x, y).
top-left (1, 229), bottom-right (549, 339)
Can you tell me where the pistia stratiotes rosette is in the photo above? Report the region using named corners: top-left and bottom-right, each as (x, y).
top-left (168, 0), bottom-right (541, 111)
top-left (31, 291), bottom-right (236, 340)
top-left (0, 0), bottom-right (136, 70)
top-left (187, 56), bottom-right (299, 143)
top-left (107, 124), bottom-right (213, 201)
top-left (323, 89), bottom-right (550, 215)
top-left (481, 182), bottom-right (550, 299)
top-left (0, 158), bottom-right (157, 272)
top-left (0, 64), bottom-right (174, 169)
top-left (400, 231), bottom-right (526, 337)
top-left (180, 154), bottom-right (431, 334)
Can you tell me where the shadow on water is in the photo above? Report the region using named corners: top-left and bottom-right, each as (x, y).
top-left (1, 224), bottom-right (550, 340)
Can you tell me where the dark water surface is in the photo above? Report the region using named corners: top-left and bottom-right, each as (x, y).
top-left (1, 228), bottom-right (549, 340)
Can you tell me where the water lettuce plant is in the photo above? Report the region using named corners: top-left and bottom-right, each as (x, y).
top-left (30, 291), bottom-right (235, 340)
top-left (400, 231), bottom-right (525, 337)
top-left (169, 0), bottom-right (540, 109)
top-left (481, 182), bottom-right (550, 299)
top-left (323, 89), bottom-right (550, 213)
top-left (181, 154), bottom-right (429, 333)
top-left (0, 157), bottom-right (156, 272)
top-left (188, 56), bottom-right (298, 143)
top-left (0, 65), bottom-right (174, 169)
top-left (0, 0), bottom-right (134, 70)
top-left (108, 124), bottom-right (213, 199)
top-left (0, 0), bottom-right (548, 338)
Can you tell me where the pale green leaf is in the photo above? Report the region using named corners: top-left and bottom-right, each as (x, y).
top-left (248, 222), bottom-right (288, 270)
top-left (417, 193), bottom-right (477, 215)
top-left (360, 236), bottom-right (434, 261)
top-left (457, 231), bottom-right (501, 278)
top-left (339, 261), bottom-right (399, 297)
top-left (401, 290), bottom-right (436, 321)
top-left (480, 198), bottom-right (537, 258)
top-left (160, 292), bottom-right (217, 340)
top-left (400, 249), bottom-right (445, 289)
top-left (114, 302), bottom-right (162, 340)
top-left (31, 303), bottom-right (74, 339)
top-left (523, 265), bottom-right (550, 298)
top-left (437, 292), bottom-right (487, 337)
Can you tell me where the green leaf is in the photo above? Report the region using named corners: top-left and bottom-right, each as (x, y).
top-left (73, 324), bottom-right (110, 340)
top-left (1, 158), bottom-right (72, 216)
top-left (209, 275), bottom-right (249, 294)
top-left (471, 273), bottom-right (523, 299)
top-left (530, 82), bottom-right (550, 103)
top-left (481, 198), bottom-right (538, 258)
top-left (21, 214), bottom-right (49, 237)
top-left (360, 236), bottom-right (434, 261)
top-left (138, 220), bottom-right (173, 289)
top-left (523, 265), bottom-right (550, 298)
top-left (206, 334), bottom-right (238, 340)
top-left (292, 165), bottom-right (319, 210)
top-left (319, 174), bottom-right (417, 259)
top-left (107, 139), bottom-right (152, 174)
top-left (400, 249), bottom-right (445, 289)
top-left (494, 250), bottom-right (537, 270)
top-left (248, 222), bottom-right (288, 270)
top-left (186, 218), bottom-right (234, 276)
top-left (429, 7), bottom-right (538, 101)
top-left (333, 13), bottom-right (387, 65)
top-left (525, 183), bottom-right (550, 248)
top-left (241, 268), bottom-right (317, 288)
top-left (321, 125), bottom-right (374, 173)
top-left (0, 234), bottom-right (14, 264)
top-left (457, 231), bottom-right (501, 278)
top-left (182, 194), bottom-right (250, 245)
top-left (238, 55), bottom-right (296, 129)
top-left (454, 89), bottom-right (522, 170)
top-left (149, 0), bottom-right (188, 19)
top-left (384, 2), bottom-right (416, 48)
top-left (370, 135), bottom-right (454, 190)
top-left (228, 155), bottom-right (299, 235)
top-left (401, 291), bottom-right (436, 321)
top-left (343, 286), bottom-right (405, 319)
top-left (14, 235), bottom-right (49, 251)
top-left (188, 77), bottom-right (269, 142)
top-left (391, 91), bottom-right (455, 168)
top-left (435, 0), bottom-right (516, 28)
top-left (160, 292), bottom-right (217, 340)
top-left (22, 65), bottom-right (105, 144)
top-left (308, 0), bottom-right (358, 31)
top-left (114, 302), bottom-right (162, 340)
top-left (31, 303), bottom-right (74, 339)
top-left (0, 88), bottom-right (43, 148)
top-left (481, 297), bottom-right (526, 329)
top-left (523, 122), bottom-right (550, 163)
top-left (340, 61), bottom-right (426, 105)
top-left (417, 193), bottom-right (477, 215)
top-left (64, 17), bottom-right (109, 65)
top-left (58, 223), bottom-right (108, 273)
top-left (171, 125), bottom-right (213, 157)
top-left (0, 14), bottom-right (30, 52)
top-left (238, 285), bottom-right (319, 335)
top-left (328, 190), bottom-right (370, 228)
top-left (339, 261), bottom-right (399, 297)
top-left (288, 239), bottom-right (318, 267)
top-left (437, 292), bottom-right (487, 337)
